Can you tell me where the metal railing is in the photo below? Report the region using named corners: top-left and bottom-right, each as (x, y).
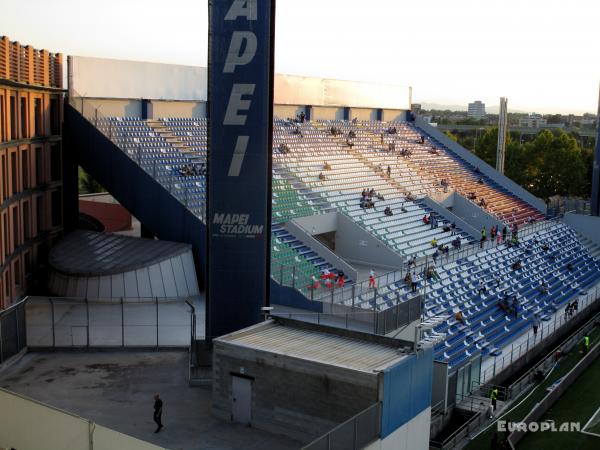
top-left (25, 296), bottom-right (196, 348)
top-left (480, 284), bottom-right (600, 383)
top-left (302, 402), bottom-right (381, 450)
top-left (69, 94), bottom-right (207, 221)
top-left (0, 297), bottom-right (27, 363)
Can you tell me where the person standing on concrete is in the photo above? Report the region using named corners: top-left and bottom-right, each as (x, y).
top-left (368, 270), bottom-right (376, 289)
top-left (490, 387), bottom-right (499, 413)
top-left (532, 316), bottom-right (540, 338)
top-left (583, 335), bottom-right (590, 355)
top-left (153, 394), bottom-right (163, 433)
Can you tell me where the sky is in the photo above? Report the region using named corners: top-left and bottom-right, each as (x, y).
top-left (1, 0), bottom-right (599, 114)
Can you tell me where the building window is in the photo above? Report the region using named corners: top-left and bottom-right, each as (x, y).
top-left (24, 251), bottom-right (32, 277)
top-left (36, 195), bottom-right (44, 233)
top-left (34, 98), bottom-right (42, 137)
top-left (0, 94), bottom-right (5, 141)
top-left (14, 260), bottom-right (21, 289)
top-left (35, 146), bottom-right (43, 186)
top-left (12, 206), bottom-right (20, 247)
top-left (50, 97), bottom-right (60, 135)
top-left (23, 200), bottom-right (31, 240)
top-left (51, 189), bottom-right (62, 228)
top-left (9, 95), bottom-right (17, 140)
top-left (10, 151), bottom-right (18, 194)
top-left (50, 145), bottom-right (61, 181)
top-left (1, 153), bottom-right (6, 202)
top-left (21, 148), bottom-right (29, 189)
top-left (2, 213), bottom-right (8, 258)
top-left (20, 97), bottom-right (27, 139)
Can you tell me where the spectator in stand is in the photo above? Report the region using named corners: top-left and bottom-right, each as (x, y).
top-left (511, 259), bottom-right (523, 271)
top-left (566, 262), bottom-right (574, 272)
top-left (455, 310), bottom-right (464, 324)
top-left (384, 206), bottom-right (393, 216)
top-left (468, 192), bottom-right (477, 200)
top-left (478, 280), bottom-right (487, 296)
top-left (478, 176), bottom-right (484, 184)
top-left (346, 137), bottom-right (354, 148)
top-left (420, 135), bottom-right (425, 144)
top-left (511, 297), bottom-right (519, 318)
top-left (431, 237), bottom-right (438, 247)
top-left (323, 161), bottom-right (331, 170)
top-left (299, 111), bottom-right (305, 123)
top-left (440, 244), bottom-right (450, 257)
top-left (480, 227), bottom-right (487, 248)
top-left (348, 130), bottom-right (356, 138)
top-left (423, 214), bottom-right (430, 225)
top-left (404, 272), bottom-right (413, 287)
top-left (408, 256), bottom-right (417, 269)
top-left (381, 133), bottom-right (385, 144)
top-left (368, 270), bottom-right (376, 289)
top-left (490, 226), bottom-right (497, 241)
top-left (452, 236), bottom-right (462, 249)
top-left (442, 222), bottom-right (451, 233)
top-left (430, 214), bottom-right (437, 230)
top-left (474, 166), bottom-right (481, 174)
top-left (309, 275), bottom-right (320, 290)
top-left (502, 226), bottom-right (508, 242)
top-left (400, 204), bottom-right (408, 213)
top-left (336, 271), bottom-right (345, 288)
top-left (432, 249), bottom-right (440, 264)
top-left (318, 172), bottom-right (326, 181)
top-left (496, 232), bottom-right (502, 246)
top-left (538, 281), bottom-right (549, 294)
top-left (387, 165), bottom-right (392, 178)
top-left (451, 222), bottom-right (457, 236)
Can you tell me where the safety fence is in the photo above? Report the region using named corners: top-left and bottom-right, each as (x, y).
top-left (273, 293), bottom-right (421, 336)
top-left (480, 284), bottom-right (600, 383)
top-left (302, 402), bottom-right (381, 450)
top-left (0, 297), bottom-right (27, 363)
top-left (25, 296), bottom-right (195, 349)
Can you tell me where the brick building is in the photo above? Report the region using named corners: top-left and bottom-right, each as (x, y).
top-left (0, 36), bottom-right (64, 308)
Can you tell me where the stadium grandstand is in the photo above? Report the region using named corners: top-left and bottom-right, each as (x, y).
top-left (0, 10), bottom-right (599, 450)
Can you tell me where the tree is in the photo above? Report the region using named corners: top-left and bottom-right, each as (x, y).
top-left (523, 130), bottom-right (586, 198)
top-left (444, 131), bottom-right (458, 142)
top-left (78, 167), bottom-right (104, 194)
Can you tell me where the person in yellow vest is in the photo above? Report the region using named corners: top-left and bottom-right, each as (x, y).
top-left (490, 387), bottom-right (499, 413)
top-left (583, 335), bottom-right (590, 355)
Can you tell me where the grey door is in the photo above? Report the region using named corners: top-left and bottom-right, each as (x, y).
top-left (232, 376), bottom-right (252, 425)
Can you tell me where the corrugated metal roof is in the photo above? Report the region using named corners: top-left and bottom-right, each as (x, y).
top-left (49, 230), bottom-right (191, 276)
top-left (219, 323), bottom-right (406, 373)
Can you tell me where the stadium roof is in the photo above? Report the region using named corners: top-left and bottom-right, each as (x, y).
top-left (215, 319), bottom-right (408, 373)
top-left (49, 230), bottom-right (191, 276)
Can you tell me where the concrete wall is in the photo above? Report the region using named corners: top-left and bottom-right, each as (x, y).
top-left (351, 108), bottom-right (379, 121)
top-left (0, 388), bottom-right (165, 450)
top-left (419, 196), bottom-right (480, 240)
top-left (415, 116), bottom-right (546, 213)
top-left (364, 407), bottom-right (431, 450)
top-left (382, 109), bottom-right (407, 122)
top-left (335, 213), bottom-right (404, 270)
top-left (151, 100), bottom-right (206, 119)
top-left (70, 56), bottom-right (207, 100)
top-left (274, 104), bottom-right (307, 119)
top-left (286, 219), bottom-right (358, 282)
top-left (451, 192), bottom-right (504, 235)
top-left (81, 97), bottom-right (142, 118)
top-left (293, 212), bottom-right (338, 235)
top-left (212, 342), bottom-right (379, 443)
top-left (562, 212), bottom-right (600, 246)
top-left (311, 106), bottom-right (345, 120)
top-left (70, 56), bottom-right (411, 110)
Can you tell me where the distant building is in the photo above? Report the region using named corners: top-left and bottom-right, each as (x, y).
top-left (519, 113), bottom-right (547, 128)
top-left (519, 113), bottom-right (565, 129)
top-left (467, 101), bottom-right (486, 119)
top-left (0, 36), bottom-right (64, 308)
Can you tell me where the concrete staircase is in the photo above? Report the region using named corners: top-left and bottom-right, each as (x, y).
top-left (577, 232), bottom-right (600, 259)
top-left (146, 120), bottom-right (204, 161)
